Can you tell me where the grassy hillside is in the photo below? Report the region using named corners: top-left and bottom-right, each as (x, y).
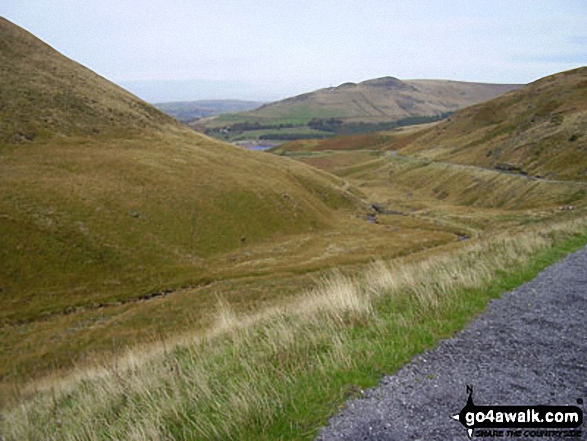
top-left (0, 17), bottom-right (365, 325)
top-left (271, 69), bottom-right (587, 249)
top-left (401, 67), bottom-right (587, 181)
top-left (0, 19), bottom-right (178, 140)
top-left (2, 18), bottom-right (586, 440)
top-left (193, 77), bottom-right (520, 141)
top-left (4, 217), bottom-right (587, 440)
top-left (1, 18), bottom-right (470, 390)
top-left (154, 100), bottom-right (263, 123)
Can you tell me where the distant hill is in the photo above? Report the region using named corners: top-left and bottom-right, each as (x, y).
top-left (246, 77), bottom-right (521, 122)
top-left (193, 77), bottom-right (521, 141)
top-left (0, 17), bottom-right (359, 324)
top-left (401, 67), bottom-right (587, 181)
top-left (269, 68), bottom-right (587, 217)
top-left (154, 100), bottom-right (263, 123)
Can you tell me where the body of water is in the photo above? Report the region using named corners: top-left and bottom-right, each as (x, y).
top-left (233, 140), bottom-right (280, 151)
top-left (246, 144), bottom-right (273, 151)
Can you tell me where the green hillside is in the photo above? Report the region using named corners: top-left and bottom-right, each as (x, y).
top-left (2, 10), bottom-right (587, 441)
top-left (0, 18), bottom-right (177, 140)
top-left (401, 67), bottom-right (587, 181)
top-left (0, 17), bottom-right (361, 325)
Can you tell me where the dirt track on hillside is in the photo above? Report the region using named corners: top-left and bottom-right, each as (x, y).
top-left (317, 246), bottom-right (587, 440)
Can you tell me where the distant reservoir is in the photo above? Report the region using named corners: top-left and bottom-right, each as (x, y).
top-left (233, 140), bottom-right (281, 151)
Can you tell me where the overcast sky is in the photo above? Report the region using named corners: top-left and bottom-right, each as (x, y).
top-left (2, 0), bottom-right (586, 102)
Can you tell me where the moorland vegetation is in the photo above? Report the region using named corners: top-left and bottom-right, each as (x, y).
top-left (0, 16), bottom-right (586, 440)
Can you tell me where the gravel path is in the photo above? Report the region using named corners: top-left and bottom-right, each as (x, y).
top-left (317, 246), bottom-right (587, 440)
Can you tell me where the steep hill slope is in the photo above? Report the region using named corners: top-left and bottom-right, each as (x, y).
top-left (0, 18), bottom-right (178, 141)
top-left (401, 67), bottom-right (587, 181)
top-left (0, 18), bottom-right (359, 323)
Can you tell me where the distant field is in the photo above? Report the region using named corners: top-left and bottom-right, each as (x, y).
top-left (194, 112), bottom-right (450, 143)
top-left (204, 105), bottom-right (350, 127)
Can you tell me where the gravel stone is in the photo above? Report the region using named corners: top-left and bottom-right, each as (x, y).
top-left (317, 246), bottom-right (587, 440)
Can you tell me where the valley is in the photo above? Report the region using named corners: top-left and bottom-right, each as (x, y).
top-left (0, 15), bottom-right (586, 441)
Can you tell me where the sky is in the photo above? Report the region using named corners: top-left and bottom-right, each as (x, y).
top-left (2, 0), bottom-right (586, 103)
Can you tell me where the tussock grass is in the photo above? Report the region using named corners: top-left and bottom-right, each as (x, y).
top-left (2, 217), bottom-right (586, 440)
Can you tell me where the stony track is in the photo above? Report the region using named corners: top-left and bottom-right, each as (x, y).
top-left (317, 246), bottom-right (587, 440)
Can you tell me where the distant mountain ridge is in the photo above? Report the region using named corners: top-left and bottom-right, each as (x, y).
top-left (274, 68), bottom-right (587, 182)
top-left (194, 76), bottom-right (521, 141)
top-left (251, 76), bottom-right (521, 121)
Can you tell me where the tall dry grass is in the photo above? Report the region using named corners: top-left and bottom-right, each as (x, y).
top-left (1, 217), bottom-right (586, 440)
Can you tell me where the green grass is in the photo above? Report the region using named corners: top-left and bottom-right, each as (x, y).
top-left (199, 112), bottom-right (321, 129)
top-left (249, 225), bottom-right (587, 440)
top-left (215, 105), bottom-right (351, 126)
top-left (3, 218), bottom-right (586, 440)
